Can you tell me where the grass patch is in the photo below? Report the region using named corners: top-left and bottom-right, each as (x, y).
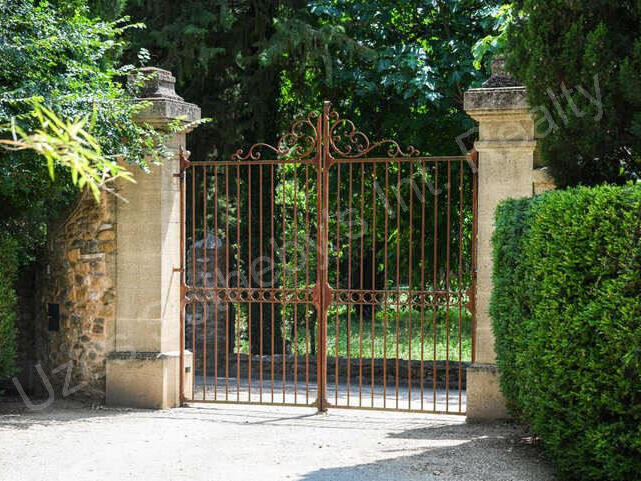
top-left (238, 306), bottom-right (471, 362)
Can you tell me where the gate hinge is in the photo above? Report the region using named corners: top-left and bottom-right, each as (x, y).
top-left (468, 148), bottom-right (479, 168)
top-left (465, 286), bottom-right (476, 311)
top-left (174, 147), bottom-right (192, 177)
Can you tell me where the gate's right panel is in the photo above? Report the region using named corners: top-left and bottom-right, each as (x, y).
top-left (325, 156), bottom-right (477, 414)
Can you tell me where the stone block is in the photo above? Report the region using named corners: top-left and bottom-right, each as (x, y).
top-left (106, 351), bottom-right (191, 409)
top-left (466, 364), bottom-right (508, 422)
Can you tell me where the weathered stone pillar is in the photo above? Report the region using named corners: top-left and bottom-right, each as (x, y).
top-left (463, 58), bottom-right (540, 421)
top-left (106, 68), bottom-right (200, 408)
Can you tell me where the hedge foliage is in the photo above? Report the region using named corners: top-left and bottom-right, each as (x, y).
top-left (0, 233), bottom-right (19, 385)
top-left (491, 185), bottom-right (641, 481)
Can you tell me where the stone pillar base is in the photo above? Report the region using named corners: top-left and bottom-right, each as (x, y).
top-left (106, 351), bottom-right (192, 409)
top-left (466, 364), bottom-right (508, 422)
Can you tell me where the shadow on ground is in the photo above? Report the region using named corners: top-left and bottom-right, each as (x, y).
top-left (299, 422), bottom-right (552, 481)
top-left (0, 396), bottom-right (148, 430)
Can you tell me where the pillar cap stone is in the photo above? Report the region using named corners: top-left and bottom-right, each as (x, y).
top-left (130, 67), bottom-right (201, 131)
top-left (464, 56), bottom-right (529, 119)
top-left (464, 86), bottom-right (529, 117)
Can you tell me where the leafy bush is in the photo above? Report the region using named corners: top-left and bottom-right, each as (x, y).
top-left (0, 233), bottom-right (19, 385)
top-left (505, 1), bottom-right (641, 186)
top-left (0, 0), bottom-right (175, 389)
top-left (0, 0), bottom-right (165, 253)
top-left (491, 185), bottom-right (641, 481)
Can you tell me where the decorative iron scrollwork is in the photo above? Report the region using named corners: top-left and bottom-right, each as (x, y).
top-left (327, 108), bottom-right (420, 159)
top-left (230, 102), bottom-right (421, 162)
top-left (231, 110), bottom-right (320, 161)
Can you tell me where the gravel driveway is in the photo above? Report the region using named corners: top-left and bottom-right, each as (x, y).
top-left (0, 399), bottom-right (556, 481)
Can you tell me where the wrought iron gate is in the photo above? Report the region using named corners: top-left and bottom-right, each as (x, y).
top-left (179, 102), bottom-right (477, 414)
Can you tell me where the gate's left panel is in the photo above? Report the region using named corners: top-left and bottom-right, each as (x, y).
top-left (181, 159), bottom-right (319, 407)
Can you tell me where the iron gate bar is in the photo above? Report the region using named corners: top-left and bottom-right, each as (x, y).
top-left (191, 160), bottom-right (196, 400)
top-left (179, 101), bottom-right (478, 415)
top-left (359, 160), bottom-right (365, 406)
top-left (269, 164), bottom-right (275, 402)
top-left (258, 165), bottom-right (263, 402)
top-left (420, 158), bottom-right (426, 410)
top-left (395, 162), bottom-right (401, 409)
top-left (283, 154), bottom-right (289, 403)
top-left (383, 162), bottom-right (388, 408)
top-left (225, 166), bottom-right (230, 399)
top-left (433, 161), bottom-right (439, 411)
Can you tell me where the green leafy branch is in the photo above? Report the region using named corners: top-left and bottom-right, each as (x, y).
top-left (0, 102), bottom-right (135, 201)
top-left (472, 4), bottom-right (514, 70)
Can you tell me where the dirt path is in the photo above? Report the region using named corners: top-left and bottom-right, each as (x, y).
top-left (0, 400), bottom-right (555, 481)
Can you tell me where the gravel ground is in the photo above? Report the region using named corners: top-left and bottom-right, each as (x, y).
top-left (0, 399), bottom-right (556, 481)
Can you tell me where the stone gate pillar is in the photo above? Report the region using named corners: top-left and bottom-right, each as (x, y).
top-left (105, 68), bottom-right (200, 408)
top-left (463, 58), bottom-right (545, 421)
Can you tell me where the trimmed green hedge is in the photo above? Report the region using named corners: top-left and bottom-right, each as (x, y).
top-left (491, 185), bottom-right (641, 481)
top-left (0, 233), bottom-right (18, 386)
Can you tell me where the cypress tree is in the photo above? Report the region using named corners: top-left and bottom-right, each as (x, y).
top-left (506, 0), bottom-right (641, 186)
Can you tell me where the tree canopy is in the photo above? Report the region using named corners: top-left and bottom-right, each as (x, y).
top-left (121, 0), bottom-right (501, 162)
top-left (505, 0), bottom-right (641, 186)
